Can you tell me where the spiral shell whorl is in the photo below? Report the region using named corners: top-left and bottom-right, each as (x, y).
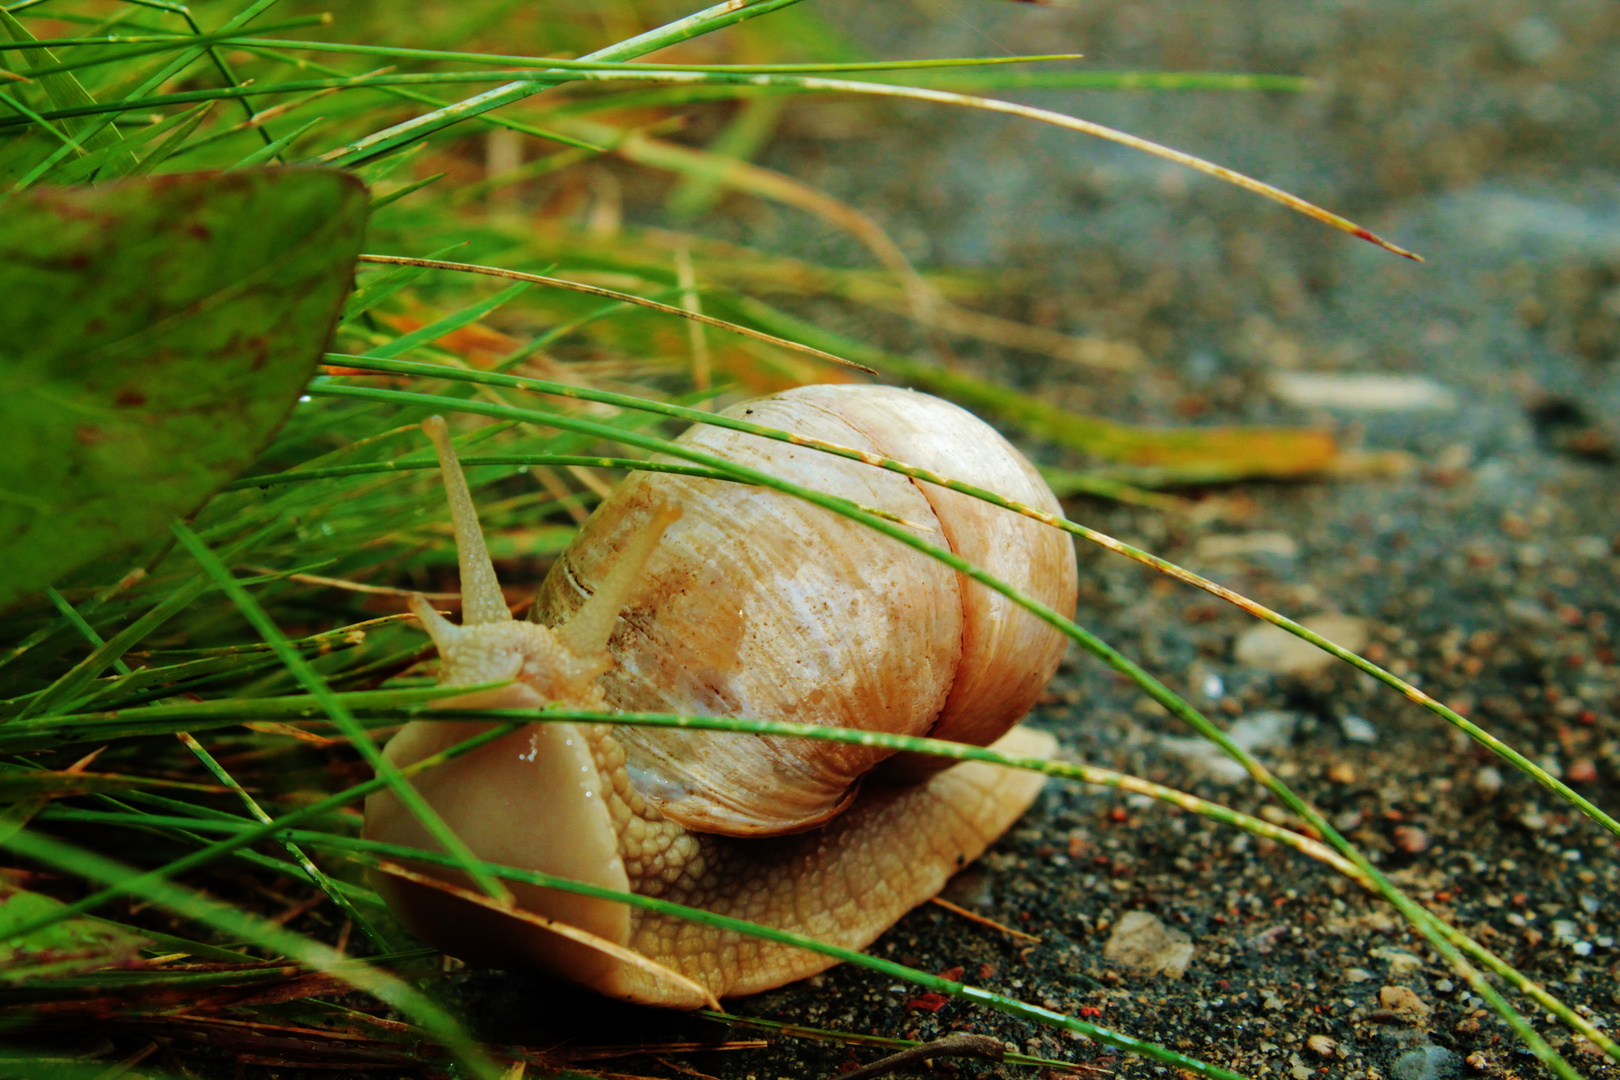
top-left (531, 385), bottom-right (1077, 835)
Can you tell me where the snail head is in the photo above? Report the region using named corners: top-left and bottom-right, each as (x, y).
top-left (410, 416), bottom-right (680, 711)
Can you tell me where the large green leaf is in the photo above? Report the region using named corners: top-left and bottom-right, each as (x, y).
top-left (0, 170), bottom-right (368, 608)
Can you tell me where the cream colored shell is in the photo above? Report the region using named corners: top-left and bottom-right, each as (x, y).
top-left (531, 384), bottom-right (1078, 837)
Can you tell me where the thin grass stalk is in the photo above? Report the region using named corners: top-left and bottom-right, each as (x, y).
top-left (168, 521), bottom-right (513, 904)
top-left (0, 829), bottom-right (502, 1080)
top-left (329, 353), bottom-right (1619, 840)
top-left (43, 586), bottom-right (133, 677)
top-left (0, 717), bottom-right (524, 939)
top-left (314, 0), bottom-right (816, 167)
top-left (27, 697), bottom-right (1619, 1059)
top-left (82, 787), bottom-right (381, 910)
top-left (222, 113), bottom-right (320, 169)
top-left (20, 575), bottom-right (210, 717)
top-left (0, 63), bottom-right (1412, 258)
top-left (352, 253), bottom-right (875, 372)
top-left (165, 2), bottom-right (279, 151)
top-left (74, 34), bottom-right (1078, 75)
top-left (499, 68), bottom-right (1423, 259)
top-left (226, 455), bottom-right (733, 492)
top-left (0, 567), bottom-right (145, 675)
top-left (8, 15), bottom-right (327, 79)
top-left (225, 44), bottom-right (600, 153)
top-left (302, 381), bottom-right (1584, 1077)
top-left (172, 730), bottom-right (390, 953)
top-left (14, 0), bottom-right (286, 185)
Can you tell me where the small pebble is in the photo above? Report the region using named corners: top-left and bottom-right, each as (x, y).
top-left (1573, 535), bottom-right (1610, 558)
top-left (1566, 758), bottom-right (1598, 783)
top-left (1268, 372), bottom-right (1458, 412)
top-left (1102, 911), bottom-right (1195, 979)
top-left (1234, 615), bottom-right (1369, 675)
top-left (1308, 1034), bottom-right (1339, 1058)
top-left (1198, 531), bottom-right (1300, 562)
top-left (1504, 14), bottom-right (1564, 64)
top-left (1374, 948), bottom-right (1424, 978)
top-left (1340, 714), bottom-right (1379, 743)
top-left (1392, 1046), bottom-right (1462, 1080)
top-left (1473, 767), bottom-right (1502, 798)
top-left (1394, 825), bottom-right (1430, 853)
top-left (1380, 985), bottom-right (1433, 1017)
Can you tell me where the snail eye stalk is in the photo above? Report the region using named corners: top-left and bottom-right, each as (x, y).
top-left (554, 502), bottom-right (682, 661)
top-left (421, 415), bottom-right (510, 627)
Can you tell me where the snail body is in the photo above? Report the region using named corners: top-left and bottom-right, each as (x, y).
top-left (365, 385), bottom-right (1078, 1006)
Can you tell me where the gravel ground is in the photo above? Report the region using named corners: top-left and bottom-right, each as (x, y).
top-left (460, 3), bottom-right (1620, 1079)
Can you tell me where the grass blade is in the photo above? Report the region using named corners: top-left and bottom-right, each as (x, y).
top-left (0, 828), bottom-right (500, 1080)
top-left (167, 522), bottom-right (514, 903)
top-left (0, 6), bottom-right (132, 175)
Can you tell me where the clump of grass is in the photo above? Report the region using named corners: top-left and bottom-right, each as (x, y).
top-left (0, 2), bottom-right (1610, 1079)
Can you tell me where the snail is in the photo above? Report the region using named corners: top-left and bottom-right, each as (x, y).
top-left (364, 384), bottom-right (1079, 1006)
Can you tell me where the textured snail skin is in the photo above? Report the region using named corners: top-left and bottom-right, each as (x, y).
top-left (363, 386), bottom-right (1077, 1006)
top-left (369, 720), bottom-right (1053, 1006)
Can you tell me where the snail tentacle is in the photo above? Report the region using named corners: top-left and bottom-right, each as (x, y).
top-left (421, 416), bottom-right (510, 627)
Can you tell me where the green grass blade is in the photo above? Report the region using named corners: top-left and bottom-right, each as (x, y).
top-left (0, 719), bottom-right (521, 940)
top-left (314, 0), bottom-right (815, 167)
top-left (230, 43), bottom-right (601, 152)
top-left (368, 169), bottom-right (445, 210)
top-left (0, 6), bottom-right (132, 175)
top-left (42, 586), bottom-right (131, 677)
top-left (19, 575), bottom-right (211, 719)
top-left (226, 454), bottom-right (731, 491)
top-left (301, 381), bottom-right (1585, 1079)
top-left (9, 15), bottom-right (327, 81)
top-left (202, 36), bottom-right (1080, 75)
top-left (168, 522), bottom-right (513, 903)
top-left (347, 256), bottom-right (873, 372)
top-left (358, 280), bottom-right (532, 360)
top-left (339, 242), bottom-right (468, 326)
top-left (63, 100), bottom-right (212, 182)
top-left (0, 828), bottom-right (500, 1080)
top-left (174, 730), bottom-right (389, 953)
top-left (223, 113), bottom-right (321, 169)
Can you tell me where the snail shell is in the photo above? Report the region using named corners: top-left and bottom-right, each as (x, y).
top-left (365, 384), bottom-right (1078, 1005)
top-left (531, 384), bottom-right (1077, 835)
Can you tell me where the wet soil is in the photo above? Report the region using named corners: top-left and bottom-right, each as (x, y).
top-left (460, 3), bottom-right (1620, 1080)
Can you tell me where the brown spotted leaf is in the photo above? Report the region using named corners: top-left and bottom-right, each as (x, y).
top-left (0, 169), bottom-right (367, 607)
